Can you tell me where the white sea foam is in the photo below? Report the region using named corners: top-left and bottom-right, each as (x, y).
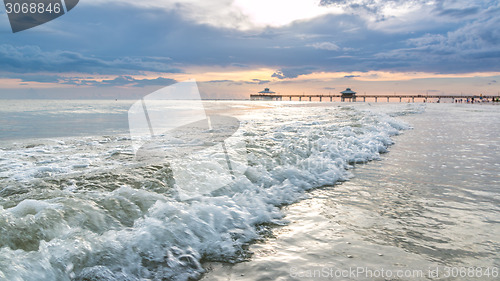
top-left (0, 102), bottom-right (415, 280)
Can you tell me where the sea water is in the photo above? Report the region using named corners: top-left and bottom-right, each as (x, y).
top-left (0, 100), bottom-right (498, 280)
top-left (202, 103), bottom-right (500, 281)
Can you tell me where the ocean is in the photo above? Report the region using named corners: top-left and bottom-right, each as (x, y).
top-left (0, 100), bottom-right (499, 280)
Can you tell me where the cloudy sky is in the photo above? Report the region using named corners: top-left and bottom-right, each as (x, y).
top-left (1, 0), bottom-right (499, 99)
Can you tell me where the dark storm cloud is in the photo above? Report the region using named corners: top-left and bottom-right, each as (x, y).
top-left (0, 5), bottom-right (394, 75)
top-left (1, 0), bottom-right (499, 83)
top-left (272, 67), bottom-right (319, 79)
top-left (0, 44), bottom-right (181, 74)
top-left (385, 13), bottom-right (500, 73)
top-left (19, 74), bottom-right (62, 83)
top-left (63, 76), bottom-right (177, 87)
top-left (437, 7), bottom-right (480, 17)
top-left (207, 80), bottom-right (235, 83)
top-left (206, 79), bottom-right (269, 85)
top-left (250, 79), bottom-right (270, 85)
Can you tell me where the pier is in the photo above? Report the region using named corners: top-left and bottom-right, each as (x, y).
top-left (250, 88), bottom-right (500, 103)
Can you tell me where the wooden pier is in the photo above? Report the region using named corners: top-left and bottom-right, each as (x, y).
top-left (250, 93), bottom-right (499, 103)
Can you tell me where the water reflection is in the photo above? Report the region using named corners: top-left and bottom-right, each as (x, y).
top-left (202, 105), bottom-right (500, 281)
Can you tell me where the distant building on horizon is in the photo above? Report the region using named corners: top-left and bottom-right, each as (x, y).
top-left (341, 88), bottom-right (356, 102)
top-left (259, 88), bottom-right (276, 94)
top-left (251, 88), bottom-right (282, 100)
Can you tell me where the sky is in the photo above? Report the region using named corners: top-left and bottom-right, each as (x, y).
top-left (0, 0), bottom-right (499, 99)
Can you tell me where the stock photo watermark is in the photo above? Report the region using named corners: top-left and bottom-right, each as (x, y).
top-left (127, 79), bottom-right (248, 200)
top-left (3, 0), bottom-right (79, 32)
top-left (290, 266), bottom-right (499, 280)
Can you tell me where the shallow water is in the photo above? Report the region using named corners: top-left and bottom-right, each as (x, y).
top-left (202, 104), bottom-right (500, 281)
top-left (0, 100), bottom-right (133, 140)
